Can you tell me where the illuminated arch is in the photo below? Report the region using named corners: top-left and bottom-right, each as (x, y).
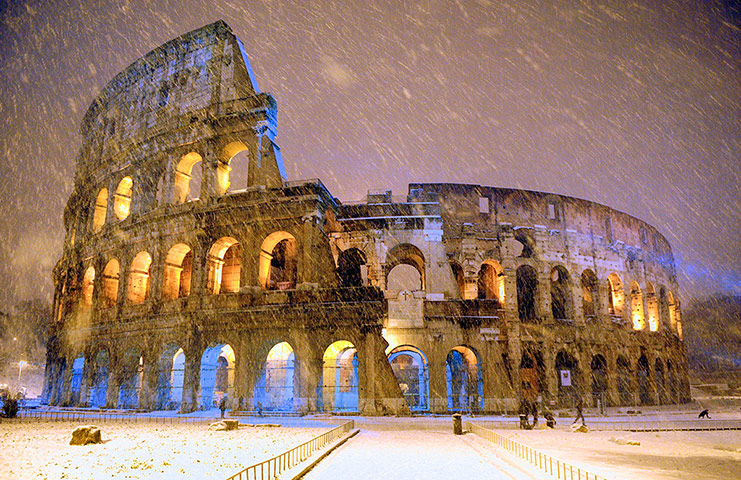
top-left (156, 344), bottom-right (185, 410)
top-left (162, 243), bottom-right (193, 299)
top-left (217, 141), bottom-right (249, 195)
top-left (207, 237), bottom-right (241, 294)
top-left (607, 273), bottom-right (625, 316)
top-left (446, 346), bottom-right (483, 411)
top-left (101, 259), bottom-right (120, 308)
top-left (127, 251), bottom-right (152, 304)
top-left (113, 176), bottom-right (133, 220)
top-left (92, 188), bottom-right (108, 231)
top-left (254, 342), bottom-right (295, 412)
top-left (81, 266), bottom-right (95, 309)
top-left (173, 152), bottom-right (202, 204)
top-left (259, 231), bottom-right (297, 290)
top-left (388, 345), bottom-right (429, 411)
top-left (646, 282), bottom-right (658, 331)
top-left (320, 340), bottom-right (359, 412)
top-left (478, 259), bottom-right (504, 303)
top-left (555, 350), bottom-right (578, 405)
top-left (200, 343), bottom-right (236, 409)
top-left (630, 281), bottom-right (645, 330)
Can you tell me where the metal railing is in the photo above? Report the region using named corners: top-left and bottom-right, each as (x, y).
top-left (585, 419), bottom-right (741, 432)
top-left (467, 421), bottom-right (608, 480)
top-left (225, 420), bottom-right (355, 480)
top-left (4, 409), bottom-right (223, 425)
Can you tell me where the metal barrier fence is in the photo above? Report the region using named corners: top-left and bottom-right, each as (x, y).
top-left (225, 420), bottom-right (355, 480)
top-left (4, 409), bottom-right (221, 425)
top-left (585, 419), bottom-right (741, 432)
top-left (467, 421), bottom-right (608, 480)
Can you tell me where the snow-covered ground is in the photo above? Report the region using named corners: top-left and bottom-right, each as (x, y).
top-left (0, 419), bottom-right (327, 480)
top-left (1, 406), bottom-right (740, 479)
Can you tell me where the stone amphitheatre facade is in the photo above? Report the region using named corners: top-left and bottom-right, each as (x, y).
top-left (43, 21), bottom-right (690, 415)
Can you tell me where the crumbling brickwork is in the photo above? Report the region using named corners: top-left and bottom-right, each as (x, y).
top-left (44, 21), bottom-right (689, 415)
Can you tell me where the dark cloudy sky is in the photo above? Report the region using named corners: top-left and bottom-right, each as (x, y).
top-left (0, 0), bottom-right (738, 308)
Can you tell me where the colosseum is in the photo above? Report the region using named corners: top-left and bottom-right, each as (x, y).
top-left (43, 21), bottom-right (690, 415)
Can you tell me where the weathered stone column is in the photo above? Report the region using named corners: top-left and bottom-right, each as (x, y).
top-left (180, 346), bottom-right (202, 413)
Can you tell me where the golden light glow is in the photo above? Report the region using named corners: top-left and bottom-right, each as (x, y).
top-left (162, 243), bottom-right (193, 299)
top-left (207, 237), bottom-right (241, 294)
top-left (217, 141), bottom-right (249, 195)
top-left (173, 152), bottom-right (202, 204)
top-left (607, 273), bottom-right (624, 315)
top-left (630, 281), bottom-right (645, 330)
top-left (92, 188), bottom-right (108, 231)
top-left (259, 231), bottom-right (297, 289)
top-left (127, 251), bottom-right (152, 304)
top-left (646, 282), bottom-right (659, 331)
top-left (114, 176), bottom-right (133, 220)
top-left (102, 259), bottom-right (120, 308)
top-left (81, 266), bottom-right (95, 308)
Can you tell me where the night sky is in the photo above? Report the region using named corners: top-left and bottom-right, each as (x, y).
top-left (0, 0), bottom-right (738, 308)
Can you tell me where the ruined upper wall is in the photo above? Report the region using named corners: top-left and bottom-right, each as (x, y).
top-left (77, 20), bottom-right (266, 167)
top-left (408, 182), bottom-right (673, 259)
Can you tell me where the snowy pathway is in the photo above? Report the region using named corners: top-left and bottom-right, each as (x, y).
top-left (301, 428), bottom-right (533, 480)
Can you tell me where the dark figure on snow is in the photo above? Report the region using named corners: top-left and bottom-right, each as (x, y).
top-left (572, 399), bottom-right (585, 425)
top-left (518, 400), bottom-right (530, 429)
top-left (699, 409), bottom-right (711, 419)
top-left (544, 410), bottom-right (556, 428)
top-left (257, 401), bottom-right (263, 417)
top-left (219, 397), bottom-right (227, 418)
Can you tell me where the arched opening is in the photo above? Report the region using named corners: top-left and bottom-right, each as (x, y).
top-left (581, 269), bottom-right (598, 318)
top-left (113, 176), bottom-right (133, 220)
top-left (92, 188), bottom-right (108, 231)
top-left (173, 152), bottom-right (202, 203)
top-left (207, 237), bottom-right (241, 294)
top-left (555, 351), bottom-right (578, 406)
top-left (388, 345), bottom-right (428, 411)
top-left (259, 232), bottom-right (297, 290)
top-left (655, 358), bottom-right (666, 405)
top-left (254, 342), bottom-right (295, 412)
top-left (591, 354), bottom-right (607, 408)
top-left (118, 348), bottom-right (142, 408)
top-left (155, 345), bottom-right (184, 410)
top-left (199, 344), bottom-right (235, 409)
top-left (637, 355), bottom-right (651, 405)
top-left (337, 248), bottom-right (367, 287)
top-left (450, 262), bottom-right (465, 298)
top-left (101, 259), bottom-right (120, 308)
top-left (385, 244), bottom-right (425, 291)
top-left (520, 349), bottom-right (544, 403)
top-left (127, 252), bottom-right (152, 304)
top-left (478, 260), bottom-right (504, 304)
top-left (630, 282), bottom-right (645, 330)
top-left (162, 243), bottom-right (193, 299)
top-left (550, 266), bottom-right (572, 320)
top-left (217, 141), bottom-right (249, 195)
top-left (616, 356), bottom-right (632, 405)
top-left (607, 273), bottom-right (625, 316)
top-left (320, 340), bottom-right (359, 412)
top-left (667, 360), bottom-right (678, 403)
top-left (659, 287), bottom-right (670, 329)
top-left (70, 355), bottom-right (85, 406)
top-left (646, 282), bottom-right (658, 331)
top-left (446, 346), bottom-right (483, 412)
top-left (88, 349), bottom-right (109, 408)
top-left (514, 229), bottom-right (535, 258)
top-left (668, 291), bottom-right (678, 333)
top-left (516, 265), bottom-right (538, 321)
top-left (81, 266), bottom-right (95, 309)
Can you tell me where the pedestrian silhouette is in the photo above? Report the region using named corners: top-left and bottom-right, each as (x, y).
top-left (698, 409), bottom-right (710, 419)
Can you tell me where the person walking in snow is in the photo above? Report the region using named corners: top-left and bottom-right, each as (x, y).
top-left (219, 396), bottom-right (227, 418)
top-left (698, 409), bottom-right (711, 419)
top-left (572, 399), bottom-right (585, 425)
